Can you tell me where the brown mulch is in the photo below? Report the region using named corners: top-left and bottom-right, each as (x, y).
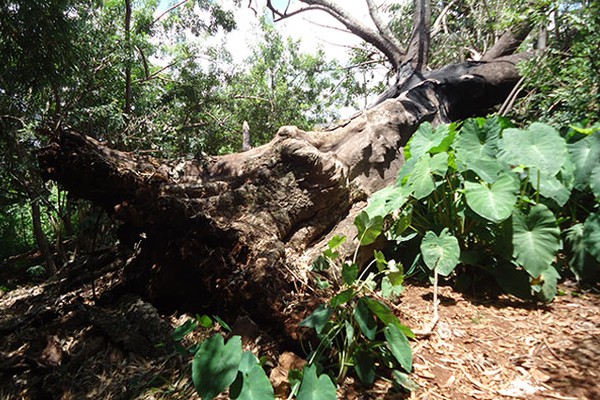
top-left (1, 255), bottom-right (598, 399)
top-left (397, 284), bottom-right (600, 400)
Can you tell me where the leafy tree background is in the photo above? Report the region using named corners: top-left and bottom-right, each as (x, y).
top-left (0, 0), bottom-right (597, 276)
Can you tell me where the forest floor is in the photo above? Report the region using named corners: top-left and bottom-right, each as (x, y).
top-left (1, 250), bottom-right (599, 400)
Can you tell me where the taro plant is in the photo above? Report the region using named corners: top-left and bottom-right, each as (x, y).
top-left (359, 117), bottom-right (600, 303)
top-left (299, 233), bottom-right (417, 393)
top-left (189, 332), bottom-right (347, 399)
top-left (191, 333), bottom-right (275, 400)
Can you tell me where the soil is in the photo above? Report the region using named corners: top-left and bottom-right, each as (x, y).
top-left (1, 250), bottom-right (599, 399)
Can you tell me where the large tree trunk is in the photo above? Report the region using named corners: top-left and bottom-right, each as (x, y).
top-left (38, 55), bottom-right (525, 340)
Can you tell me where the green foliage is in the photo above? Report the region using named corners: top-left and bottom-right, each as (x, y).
top-left (420, 229), bottom-right (461, 277)
top-left (514, 1), bottom-right (600, 126)
top-left (301, 236), bottom-right (415, 392)
top-left (363, 117), bottom-right (600, 302)
top-left (296, 364), bottom-right (337, 400)
top-left (192, 334), bottom-right (243, 399)
top-left (191, 333), bottom-right (274, 400)
top-left (230, 352), bottom-right (275, 400)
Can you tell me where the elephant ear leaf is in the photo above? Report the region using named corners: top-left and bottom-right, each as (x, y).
top-left (296, 364), bottom-right (337, 400)
top-left (420, 228), bottom-right (460, 276)
top-left (192, 334), bottom-right (242, 400)
top-left (464, 173), bottom-right (518, 223)
top-left (512, 204), bottom-right (560, 278)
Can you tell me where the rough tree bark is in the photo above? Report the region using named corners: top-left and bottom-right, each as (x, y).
top-left (38, 1), bottom-right (533, 341)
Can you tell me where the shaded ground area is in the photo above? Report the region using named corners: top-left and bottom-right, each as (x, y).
top-left (1, 250), bottom-right (599, 399)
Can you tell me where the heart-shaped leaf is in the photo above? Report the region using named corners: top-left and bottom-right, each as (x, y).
top-left (583, 212), bottom-right (600, 262)
top-left (354, 298), bottom-right (377, 340)
top-left (499, 123), bottom-right (566, 176)
top-left (364, 297), bottom-right (414, 338)
top-left (296, 364), bottom-right (337, 400)
top-left (536, 169), bottom-right (571, 206)
top-left (406, 122), bottom-right (455, 159)
top-left (407, 152), bottom-right (448, 199)
top-left (299, 305), bottom-right (332, 334)
top-left (230, 351), bottom-right (275, 400)
top-left (464, 173), bottom-right (518, 223)
top-left (568, 132), bottom-right (600, 190)
top-left (355, 211), bottom-right (383, 245)
top-left (454, 118), bottom-right (504, 183)
top-left (512, 204), bottom-right (560, 277)
top-left (192, 334), bottom-right (243, 400)
top-left (420, 228), bottom-right (460, 276)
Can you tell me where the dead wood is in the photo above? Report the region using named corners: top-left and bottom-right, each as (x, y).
top-left (38, 54), bottom-right (527, 340)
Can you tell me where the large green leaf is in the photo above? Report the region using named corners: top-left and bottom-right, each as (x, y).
top-left (567, 132), bottom-right (600, 190)
top-left (536, 170), bottom-right (571, 207)
top-left (499, 123), bottom-right (567, 176)
top-left (342, 262), bottom-right (359, 285)
top-left (591, 165), bottom-right (600, 199)
top-left (583, 212), bottom-right (600, 262)
top-left (299, 305), bottom-right (332, 334)
top-left (230, 352), bottom-right (275, 400)
top-left (406, 122), bottom-right (455, 159)
top-left (354, 351), bottom-right (376, 386)
top-left (192, 334), bottom-right (243, 400)
top-left (383, 324), bottom-right (412, 372)
top-left (355, 211), bottom-right (384, 246)
top-left (330, 288), bottom-right (355, 308)
top-left (364, 297), bottom-right (414, 338)
top-left (407, 152), bottom-right (448, 199)
top-left (512, 204), bottom-right (560, 277)
top-left (296, 364), bottom-right (337, 400)
top-left (464, 174), bottom-right (518, 223)
top-left (420, 228), bottom-right (460, 276)
top-left (354, 298), bottom-right (377, 340)
top-left (565, 223), bottom-right (600, 280)
top-left (454, 118), bottom-right (504, 183)
top-left (365, 184), bottom-right (412, 219)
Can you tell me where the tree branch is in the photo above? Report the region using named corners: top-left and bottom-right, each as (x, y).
top-left (431, 0), bottom-right (456, 38)
top-left (151, 0), bottom-right (189, 27)
top-left (366, 0), bottom-right (403, 51)
top-left (482, 21), bottom-right (532, 61)
top-left (404, 0), bottom-right (431, 71)
top-left (265, 0), bottom-right (405, 70)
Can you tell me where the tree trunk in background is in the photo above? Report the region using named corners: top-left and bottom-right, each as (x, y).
top-left (38, 53), bottom-right (526, 340)
top-left (242, 120), bottom-right (252, 151)
top-left (124, 0), bottom-right (132, 115)
top-left (30, 199), bottom-right (57, 275)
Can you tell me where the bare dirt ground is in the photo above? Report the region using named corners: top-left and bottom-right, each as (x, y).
top-left (1, 253), bottom-right (598, 400)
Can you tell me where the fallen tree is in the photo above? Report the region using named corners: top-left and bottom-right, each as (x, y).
top-left (38, 0), bottom-right (533, 341)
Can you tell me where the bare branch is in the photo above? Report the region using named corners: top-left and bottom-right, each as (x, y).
top-left (366, 0), bottom-right (403, 51)
top-left (404, 0), bottom-right (431, 71)
top-left (151, 0), bottom-right (189, 27)
top-left (431, 0), bottom-right (456, 38)
top-left (301, 0), bottom-right (405, 70)
top-left (265, 0), bottom-right (404, 70)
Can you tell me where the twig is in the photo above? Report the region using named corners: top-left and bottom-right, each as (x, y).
top-left (151, 0), bottom-right (188, 27)
top-left (499, 76), bottom-right (525, 116)
top-left (414, 270), bottom-right (440, 337)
